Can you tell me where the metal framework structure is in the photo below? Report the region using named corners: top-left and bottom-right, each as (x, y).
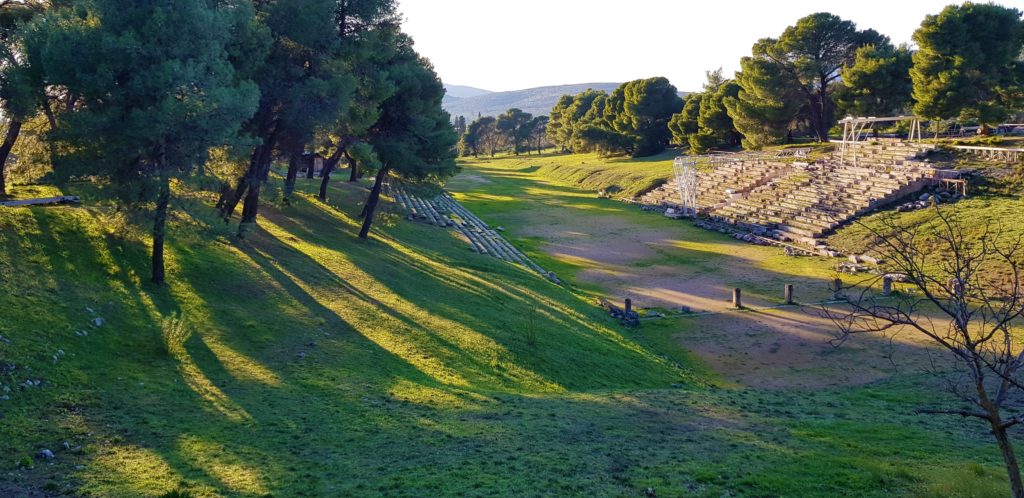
top-left (838, 115), bottom-right (923, 166)
top-left (672, 156), bottom-right (699, 217)
top-left (672, 149), bottom-right (810, 217)
top-left (672, 154), bottom-right (745, 217)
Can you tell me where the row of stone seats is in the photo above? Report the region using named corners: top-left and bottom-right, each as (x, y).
top-left (841, 142), bottom-right (936, 168)
top-left (709, 155), bottom-right (936, 244)
top-left (639, 159), bottom-right (792, 211)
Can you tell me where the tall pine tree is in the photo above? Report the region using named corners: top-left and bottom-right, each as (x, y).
top-left (26, 0), bottom-right (262, 283)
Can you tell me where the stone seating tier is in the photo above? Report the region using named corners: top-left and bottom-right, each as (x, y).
top-left (637, 143), bottom-right (937, 246)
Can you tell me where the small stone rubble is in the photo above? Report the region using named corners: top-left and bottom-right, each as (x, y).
top-left (386, 183), bottom-right (561, 284)
top-left (599, 298), bottom-right (639, 327)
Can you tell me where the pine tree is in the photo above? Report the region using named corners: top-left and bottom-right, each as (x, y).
top-left (835, 44), bottom-right (914, 118)
top-left (359, 37), bottom-right (457, 239)
top-left (724, 56), bottom-right (803, 149)
top-left (691, 81), bottom-right (742, 153)
top-left (738, 13), bottom-right (886, 142)
top-left (0, 1), bottom-right (44, 197)
top-left (611, 77), bottom-right (684, 157)
top-left (26, 0), bottom-right (262, 283)
top-left (911, 3), bottom-right (1024, 131)
top-left (668, 93), bottom-right (701, 147)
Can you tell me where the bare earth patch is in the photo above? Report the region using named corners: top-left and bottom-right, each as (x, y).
top-left (522, 214), bottom-right (839, 312)
top-left (672, 307), bottom-right (940, 389)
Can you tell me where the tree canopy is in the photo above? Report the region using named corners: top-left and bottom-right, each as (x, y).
top-left (736, 13), bottom-right (888, 142)
top-left (911, 2), bottom-right (1024, 128)
top-left (24, 0), bottom-right (262, 283)
top-left (547, 78), bottom-right (681, 157)
top-left (724, 56), bottom-right (803, 149)
top-left (834, 44), bottom-right (914, 118)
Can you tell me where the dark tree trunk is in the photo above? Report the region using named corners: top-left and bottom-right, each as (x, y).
top-left (221, 121), bottom-right (278, 220)
top-left (283, 150), bottom-right (300, 204)
top-left (0, 120), bottom-right (23, 197)
top-left (318, 146), bottom-right (344, 201)
top-left (992, 422), bottom-right (1024, 498)
top-left (813, 75), bottom-right (831, 142)
top-left (347, 149), bottom-right (359, 182)
top-left (236, 134), bottom-right (278, 236)
top-left (42, 105), bottom-right (57, 131)
top-left (221, 175), bottom-right (250, 221)
top-left (358, 164), bottom-right (390, 239)
top-left (215, 182), bottom-right (231, 210)
top-left (238, 180), bottom-right (261, 238)
top-left (151, 174), bottom-right (171, 285)
top-left (318, 164), bottom-right (334, 201)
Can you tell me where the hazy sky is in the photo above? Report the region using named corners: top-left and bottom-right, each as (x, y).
top-left (398, 0), bottom-right (1020, 92)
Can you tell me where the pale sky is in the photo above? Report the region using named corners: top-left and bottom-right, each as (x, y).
top-left (398, 0), bottom-right (1023, 93)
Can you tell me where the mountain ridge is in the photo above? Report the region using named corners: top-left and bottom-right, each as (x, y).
top-left (443, 82), bottom-right (623, 119)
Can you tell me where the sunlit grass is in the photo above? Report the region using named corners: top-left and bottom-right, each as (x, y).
top-left (0, 176), bottom-right (1014, 497)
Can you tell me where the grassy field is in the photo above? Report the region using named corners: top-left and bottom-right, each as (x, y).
top-left (0, 158), bottom-right (1015, 497)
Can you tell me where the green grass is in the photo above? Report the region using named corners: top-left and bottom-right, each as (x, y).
top-left (459, 150), bottom-right (678, 199)
top-left (828, 191), bottom-right (1024, 257)
top-left (0, 165), bottom-right (1014, 497)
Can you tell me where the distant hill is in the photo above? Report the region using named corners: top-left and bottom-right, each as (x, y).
top-left (443, 82), bottom-right (623, 119)
top-left (444, 84), bottom-right (493, 99)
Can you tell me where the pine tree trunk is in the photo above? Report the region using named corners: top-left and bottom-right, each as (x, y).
top-left (358, 164), bottom-right (390, 239)
top-left (347, 149), bottom-right (359, 182)
top-left (221, 121), bottom-right (278, 219)
top-left (318, 163), bottom-right (334, 201)
top-left (238, 180), bottom-right (261, 238)
top-left (992, 422), bottom-right (1024, 498)
top-left (283, 150), bottom-right (300, 204)
top-left (814, 76), bottom-right (830, 142)
top-left (221, 176), bottom-right (250, 220)
top-left (221, 146), bottom-right (263, 220)
top-left (305, 156), bottom-right (315, 179)
top-left (151, 174), bottom-right (171, 285)
top-left (317, 147), bottom-right (344, 201)
top-left (234, 133), bottom-right (278, 235)
top-left (0, 120), bottom-right (23, 197)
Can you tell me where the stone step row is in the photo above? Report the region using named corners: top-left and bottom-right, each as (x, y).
top-left (387, 184), bottom-right (451, 227)
top-left (387, 183), bottom-right (559, 283)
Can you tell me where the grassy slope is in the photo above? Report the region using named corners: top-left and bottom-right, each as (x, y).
top-left (829, 147), bottom-right (1024, 256)
top-left (460, 150), bottom-right (677, 199)
top-left (0, 167), bottom-right (1012, 497)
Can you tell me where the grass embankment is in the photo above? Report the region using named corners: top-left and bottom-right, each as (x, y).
top-left (829, 142), bottom-right (1024, 256)
top-left (462, 150), bottom-right (677, 198)
top-left (0, 163), bottom-right (1014, 497)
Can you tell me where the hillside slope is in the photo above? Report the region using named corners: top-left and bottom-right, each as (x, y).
top-left (0, 179), bottom-right (682, 496)
top-left (0, 174), bottom-right (1011, 497)
top-left (443, 84), bottom-right (493, 99)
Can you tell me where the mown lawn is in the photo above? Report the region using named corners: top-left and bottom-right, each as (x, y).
top-left (0, 166), bottom-right (1014, 497)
